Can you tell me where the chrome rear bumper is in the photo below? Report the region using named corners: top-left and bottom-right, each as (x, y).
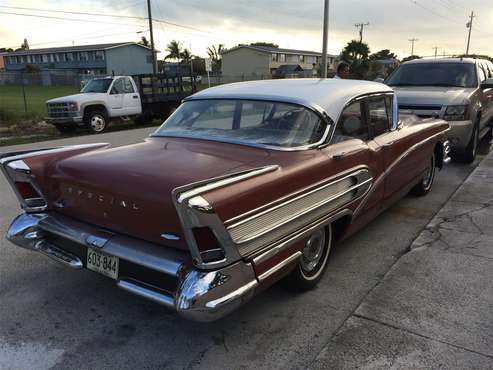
top-left (6, 212), bottom-right (258, 322)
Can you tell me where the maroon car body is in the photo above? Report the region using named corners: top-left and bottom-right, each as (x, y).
top-left (1, 79), bottom-right (449, 321)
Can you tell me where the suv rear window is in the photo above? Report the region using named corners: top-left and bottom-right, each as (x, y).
top-left (387, 63), bottom-right (477, 88)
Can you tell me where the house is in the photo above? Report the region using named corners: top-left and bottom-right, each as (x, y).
top-left (3, 42), bottom-right (156, 75)
top-left (221, 45), bottom-right (338, 78)
top-left (0, 53), bottom-right (5, 71)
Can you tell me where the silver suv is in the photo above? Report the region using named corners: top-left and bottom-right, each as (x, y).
top-left (387, 58), bottom-right (493, 162)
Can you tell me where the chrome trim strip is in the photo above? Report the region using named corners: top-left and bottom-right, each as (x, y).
top-left (258, 252), bottom-right (302, 281)
top-left (117, 280), bottom-right (175, 308)
top-left (225, 165), bottom-right (369, 225)
top-left (231, 177), bottom-right (371, 245)
top-left (252, 209), bottom-right (352, 266)
top-left (205, 280), bottom-right (258, 309)
top-left (176, 165), bottom-right (279, 204)
top-left (172, 165), bottom-right (279, 270)
top-left (353, 129), bottom-right (449, 218)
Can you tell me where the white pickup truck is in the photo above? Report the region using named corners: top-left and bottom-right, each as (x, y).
top-left (46, 74), bottom-right (197, 134)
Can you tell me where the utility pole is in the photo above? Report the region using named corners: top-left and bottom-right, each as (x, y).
top-left (147, 0), bottom-right (157, 74)
top-left (321, 0), bottom-right (330, 78)
top-left (355, 22), bottom-right (370, 43)
top-left (433, 46), bottom-right (439, 58)
top-left (465, 11), bottom-right (475, 56)
top-left (408, 38), bottom-right (418, 56)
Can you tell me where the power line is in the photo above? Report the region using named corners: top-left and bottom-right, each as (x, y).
top-left (0, 5), bottom-right (216, 36)
top-left (0, 11), bottom-right (146, 28)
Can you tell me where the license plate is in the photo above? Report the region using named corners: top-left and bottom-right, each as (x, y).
top-left (87, 248), bottom-right (119, 280)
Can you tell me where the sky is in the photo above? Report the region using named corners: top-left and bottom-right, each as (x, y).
top-left (0, 0), bottom-right (492, 59)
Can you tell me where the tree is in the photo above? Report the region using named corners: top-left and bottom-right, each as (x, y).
top-left (180, 49), bottom-right (192, 63)
top-left (20, 38), bottom-right (29, 50)
top-left (139, 36), bottom-right (150, 47)
top-left (165, 40), bottom-right (182, 61)
top-left (207, 44), bottom-right (225, 72)
top-left (341, 40), bottom-right (371, 79)
top-left (370, 49), bottom-right (397, 61)
top-left (250, 42), bottom-right (279, 48)
top-left (402, 55), bottom-right (421, 63)
top-left (0, 47), bottom-right (13, 52)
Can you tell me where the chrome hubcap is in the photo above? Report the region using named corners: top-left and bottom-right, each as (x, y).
top-left (90, 115), bottom-right (105, 132)
top-left (301, 229), bottom-right (326, 273)
top-left (423, 156), bottom-right (435, 189)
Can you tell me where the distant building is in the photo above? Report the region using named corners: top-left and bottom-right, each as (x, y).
top-left (3, 42), bottom-right (156, 75)
top-left (221, 45), bottom-right (339, 78)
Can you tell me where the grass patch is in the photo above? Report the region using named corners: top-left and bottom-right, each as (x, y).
top-left (0, 85), bottom-right (80, 119)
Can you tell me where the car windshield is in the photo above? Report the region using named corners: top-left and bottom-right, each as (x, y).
top-left (153, 99), bottom-right (327, 149)
top-left (386, 63), bottom-right (477, 88)
top-left (81, 78), bottom-right (113, 93)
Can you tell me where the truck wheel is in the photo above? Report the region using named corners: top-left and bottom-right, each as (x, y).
top-left (85, 110), bottom-right (108, 134)
top-left (463, 121), bottom-right (479, 164)
top-left (54, 124), bottom-right (76, 134)
top-left (284, 225), bottom-right (332, 291)
top-left (412, 153), bottom-right (436, 196)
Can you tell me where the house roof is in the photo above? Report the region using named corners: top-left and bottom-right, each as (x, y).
top-left (186, 79), bottom-right (392, 122)
top-left (222, 45), bottom-right (338, 58)
top-left (4, 42), bottom-right (154, 56)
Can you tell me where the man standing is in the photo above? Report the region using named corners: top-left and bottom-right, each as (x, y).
top-left (334, 62), bottom-right (350, 79)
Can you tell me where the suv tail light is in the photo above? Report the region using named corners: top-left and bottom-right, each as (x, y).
top-left (1, 160), bottom-right (47, 212)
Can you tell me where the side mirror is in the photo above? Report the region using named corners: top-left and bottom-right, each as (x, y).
top-left (397, 120), bottom-right (404, 130)
top-left (481, 78), bottom-right (493, 89)
top-left (374, 78), bottom-right (385, 84)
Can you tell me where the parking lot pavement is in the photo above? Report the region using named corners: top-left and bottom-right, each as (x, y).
top-left (310, 151), bottom-right (493, 369)
top-left (0, 132), bottom-right (490, 370)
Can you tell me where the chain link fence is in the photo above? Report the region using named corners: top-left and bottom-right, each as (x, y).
top-left (0, 70), bottom-right (322, 124)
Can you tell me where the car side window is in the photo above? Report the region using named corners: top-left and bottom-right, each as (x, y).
top-left (111, 78), bottom-right (125, 95)
top-left (368, 96), bottom-right (391, 137)
top-left (333, 101), bottom-right (369, 142)
top-left (124, 78), bottom-right (135, 93)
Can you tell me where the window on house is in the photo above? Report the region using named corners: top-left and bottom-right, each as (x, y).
top-left (279, 54), bottom-right (286, 63)
top-left (95, 51), bottom-right (104, 61)
top-left (271, 54), bottom-right (278, 62)
top-left (66, 53), bottom-right (74, 62)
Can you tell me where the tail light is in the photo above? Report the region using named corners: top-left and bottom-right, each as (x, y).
top-left (1, 159), bottom-right (47, 212)
top-left (192, 227), bottom-right (225, 263)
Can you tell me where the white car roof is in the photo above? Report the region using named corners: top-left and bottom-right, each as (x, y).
top-left (186, 79), bottom-right (393, 121)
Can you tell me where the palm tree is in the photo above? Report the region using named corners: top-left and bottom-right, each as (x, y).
top-left (165, 40), bottom-right (182, 61)
top-left (180, 49), bottom-right (192, 63)
top-left (207, 44), bottom-right (224, 72)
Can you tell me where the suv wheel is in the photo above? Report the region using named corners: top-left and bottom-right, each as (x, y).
top-left (463, 121), bottom-right (479, 164)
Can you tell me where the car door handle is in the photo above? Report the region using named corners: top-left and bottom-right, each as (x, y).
top-left (383, 141), bottom-right (394, 147)
top-left (132, 95), bottom-right (139, 99)
top-left (333, 152), bottom-right (347, 160)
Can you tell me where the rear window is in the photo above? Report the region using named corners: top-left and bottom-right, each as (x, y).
top-left (387, 63), bottom-right (477, 88)
top-left (153, 99), bottom-right (327, 149)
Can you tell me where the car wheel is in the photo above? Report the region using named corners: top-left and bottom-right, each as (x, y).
top-left (412, 153), bottom-right (436, 196)
top-left (85, 110), bottom-right (108, 134)
top-left (463, 122), bottom-right (479, 164)
top-left (54, 124), bottom-right (76, 134)
top-left (284, 225), bottom-right (332, 291)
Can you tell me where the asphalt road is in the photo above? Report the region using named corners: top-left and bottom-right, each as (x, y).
top-left (0, 128), bottom-right (489, 370)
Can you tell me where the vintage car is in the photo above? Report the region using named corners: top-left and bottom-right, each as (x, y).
top-left (1, 79), bottom-right (450, 322)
